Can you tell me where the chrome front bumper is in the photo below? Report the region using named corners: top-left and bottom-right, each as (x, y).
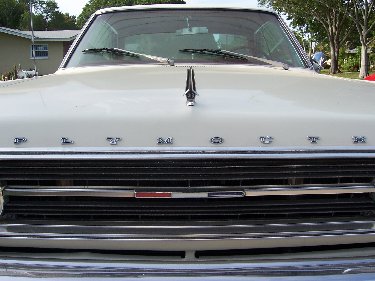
top-left (0, 255), bottom-right (375, 280)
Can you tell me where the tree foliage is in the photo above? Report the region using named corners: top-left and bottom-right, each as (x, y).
top-left (77, 0), bottom-right (186, 28)
top-left (0, 0), bottom-right (78, 30)
top-left (0, 0), bottom-right (25, 29)
top-left (346, 0), bottom-right (375, 78)
top-left (259, 0), bottom-right (375, 76)
top-left (258, 0), bottom-right (352, 74)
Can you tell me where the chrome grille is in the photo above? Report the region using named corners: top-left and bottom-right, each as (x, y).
top-left (0, 155), bottom-right (375, 254)
top-left (0, 158), bottom-right (374, 187)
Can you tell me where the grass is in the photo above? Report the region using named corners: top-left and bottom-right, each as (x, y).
top-left (321, 69), bottom-right (375, 79)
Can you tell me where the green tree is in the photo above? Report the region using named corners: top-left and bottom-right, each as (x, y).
top-left (1, 0), bottom-right (78, 30)
top-left (77, 0), bottom-right (185, 28)
top-left (258, 0), bottom-right (352, 74)
top-left (31, 0), bottom-right (78, 30)
top-left (48, 12), bottom-right (77, 30)
top-left (19, 10), bottom-right (45, 30)
top-left (346, 0), bottom-right (375, 78)
top-left (0, 0), bottom-right (26, 29)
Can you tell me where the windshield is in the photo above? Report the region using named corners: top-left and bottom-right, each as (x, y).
top-left (66, 9), bottom-right (305, 68)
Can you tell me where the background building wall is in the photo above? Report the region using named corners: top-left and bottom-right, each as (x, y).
top-left (0, 33), bottom-right (31, 75)
top-left (0, 33), bottom-right (66, 76)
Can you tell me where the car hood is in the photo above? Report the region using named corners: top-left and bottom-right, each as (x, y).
top-left (0, 65), bottom-right (374, 149)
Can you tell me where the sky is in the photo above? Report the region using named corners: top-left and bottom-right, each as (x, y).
top-left (55, 0), bottom-right (260, 16)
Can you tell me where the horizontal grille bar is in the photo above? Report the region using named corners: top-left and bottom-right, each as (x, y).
top-left (4, 187), bottom-right (136, 198)
top-left (3, 194), bottom-right (375, 221)
top-left (0, 159), bottom-right (375, 180)
top-left (4, 184), bottom-right (375, 197)
top-left (0, 220), bottom-right (375, 251)
top-left (3, 220), bottom-right (375, 235)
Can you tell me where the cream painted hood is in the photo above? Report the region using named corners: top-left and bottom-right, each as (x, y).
top-left (0, 65), bottom-right (374, 149)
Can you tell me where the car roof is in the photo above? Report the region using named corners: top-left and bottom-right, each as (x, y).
top-left (95, 4), bottom-right (276, 16)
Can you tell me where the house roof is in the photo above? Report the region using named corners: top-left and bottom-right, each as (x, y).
top-left (0, 27), bottom-right (80, 42)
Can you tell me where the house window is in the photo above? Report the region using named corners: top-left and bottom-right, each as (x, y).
top-left (31, 44), bottom-right (48, 59)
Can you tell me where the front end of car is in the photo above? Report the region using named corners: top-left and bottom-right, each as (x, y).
top-left (0, 5), bottom-right (375, 280)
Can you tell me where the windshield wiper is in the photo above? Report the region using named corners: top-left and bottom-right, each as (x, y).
top-left (179, 48), bottom-right (289, 70)
top-left (82, 47), bottom-right (175, 66)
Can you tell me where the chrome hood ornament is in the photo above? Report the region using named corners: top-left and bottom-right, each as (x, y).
top-left (184, 67), bottom-right (198, 106)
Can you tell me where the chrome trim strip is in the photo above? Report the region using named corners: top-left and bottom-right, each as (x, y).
top-left (0, 232), bottom-right (375, 251)
top-left (0, 257), bottom-right (375, 279)
top-left (1, 146), bottom-right (375, 160)
top-left (208, 191), bottom-right (245, 198)
top-left (0, 220), bottom-right (374, 250)
top-left (278, 15), bottom-right (311, 68)
top-left (2, 229), bottom-right (375, 239)
top-left (245, 185), bottom-right (375, 196)
top-left (59, 14), bottom-right (95, 69)
top-left (5, 185), bottom-right (374, 198)
top-left (0, 188), bottom-right (3, 216)
top-left (4, 187), bottom-right (135, 197)
top-left (4, 187), bottom-right (244, 199)
top-left (2, 220), bottom-right (374, 230)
